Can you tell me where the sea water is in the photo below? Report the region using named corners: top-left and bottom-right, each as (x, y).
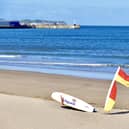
top-left (0, 26), bottom-right (129, 80)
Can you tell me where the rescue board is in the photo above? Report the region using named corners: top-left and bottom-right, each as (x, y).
top-left (51, 92), bottom-right (96, 112)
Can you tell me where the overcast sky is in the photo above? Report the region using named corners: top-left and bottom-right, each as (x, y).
top-left (1, 0), bottom-right (129, 25)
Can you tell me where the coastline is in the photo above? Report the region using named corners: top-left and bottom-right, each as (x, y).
top-left (0, 69), bottom-right (129, 129)
top-left (0, 64), bottom-right (114, 80)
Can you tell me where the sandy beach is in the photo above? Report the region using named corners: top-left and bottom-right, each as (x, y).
top-left (0, 70), bottom-right (129, 129)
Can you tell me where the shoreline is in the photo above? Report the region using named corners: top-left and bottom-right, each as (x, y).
top-left (0, 65), bottom-right (114, 80)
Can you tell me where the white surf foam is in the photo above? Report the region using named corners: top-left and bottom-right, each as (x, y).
top-left (0, 55), bottom-right (21, 58)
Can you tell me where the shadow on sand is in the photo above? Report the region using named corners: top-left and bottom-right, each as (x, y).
top-left (108, 111), bottom-right (129, 115)
top-left (61, 106), bottom-right (85, 112)
top-left (61, 106), bottom-right (97, 112)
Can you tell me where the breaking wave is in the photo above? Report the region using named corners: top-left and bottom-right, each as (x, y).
top-left (0, 59), bottom-right (128, 68)
top-left (0, 55), bottom-right (21, 58)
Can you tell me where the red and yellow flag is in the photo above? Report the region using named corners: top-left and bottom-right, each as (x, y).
top-left (104, 67), bottom-right (129, 112)
top-left (104, 81), bottom-right (117, 112)
top-left (115, 67), bottom-right (129, 87)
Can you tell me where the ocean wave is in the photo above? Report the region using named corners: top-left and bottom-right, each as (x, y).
top-left (0, 55), bottom-right (21, 58)
top-left (0, 60), bottom-right (128, 68)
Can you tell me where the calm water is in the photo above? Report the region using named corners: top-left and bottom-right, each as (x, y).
top-left (0, 26), bottom-right (129, 79)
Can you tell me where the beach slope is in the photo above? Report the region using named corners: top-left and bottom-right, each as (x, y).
top-left (0, 70), bottom-right (129, 129)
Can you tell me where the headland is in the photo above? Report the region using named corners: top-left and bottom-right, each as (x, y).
top-left (0, 19), bottom-right (80, 29)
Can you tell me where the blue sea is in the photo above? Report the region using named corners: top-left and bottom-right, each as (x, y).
top-left (0, 26), bottom-right (129, 80)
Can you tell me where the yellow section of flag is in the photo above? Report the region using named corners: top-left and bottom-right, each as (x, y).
top-left (115, 67), bottom-right (129, 87)
top-left (116, 75), bottom-right (129, 87)
top-left (104, 98), bottom-right (115, 112)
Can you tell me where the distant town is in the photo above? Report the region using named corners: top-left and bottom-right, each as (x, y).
top-left (0, 19), bottom-right (80, 29)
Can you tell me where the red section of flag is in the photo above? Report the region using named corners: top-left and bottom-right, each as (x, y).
top-left (118, 68), bottom-right (129, 81)
top-left (109, 81), bottom-right (117, 100)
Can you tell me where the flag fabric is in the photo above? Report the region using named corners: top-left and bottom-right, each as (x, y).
top-left (104, 67), bottom-right (120, 112)
top-left (104, 66), bottom-right (129, 112)
top-left (104, 81), bottom-right (117, 112)
top-left (115, 67), bottom-right (129, 87)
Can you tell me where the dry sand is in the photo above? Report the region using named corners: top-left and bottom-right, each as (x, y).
top-left (0, 70), bottom-right (129, 129)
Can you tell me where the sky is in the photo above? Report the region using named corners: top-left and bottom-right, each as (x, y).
top-left (1, 0), bottom-right (129, 25)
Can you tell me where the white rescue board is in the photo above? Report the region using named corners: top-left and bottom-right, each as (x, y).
top-left (51, 92), bottom-right (96, 112)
